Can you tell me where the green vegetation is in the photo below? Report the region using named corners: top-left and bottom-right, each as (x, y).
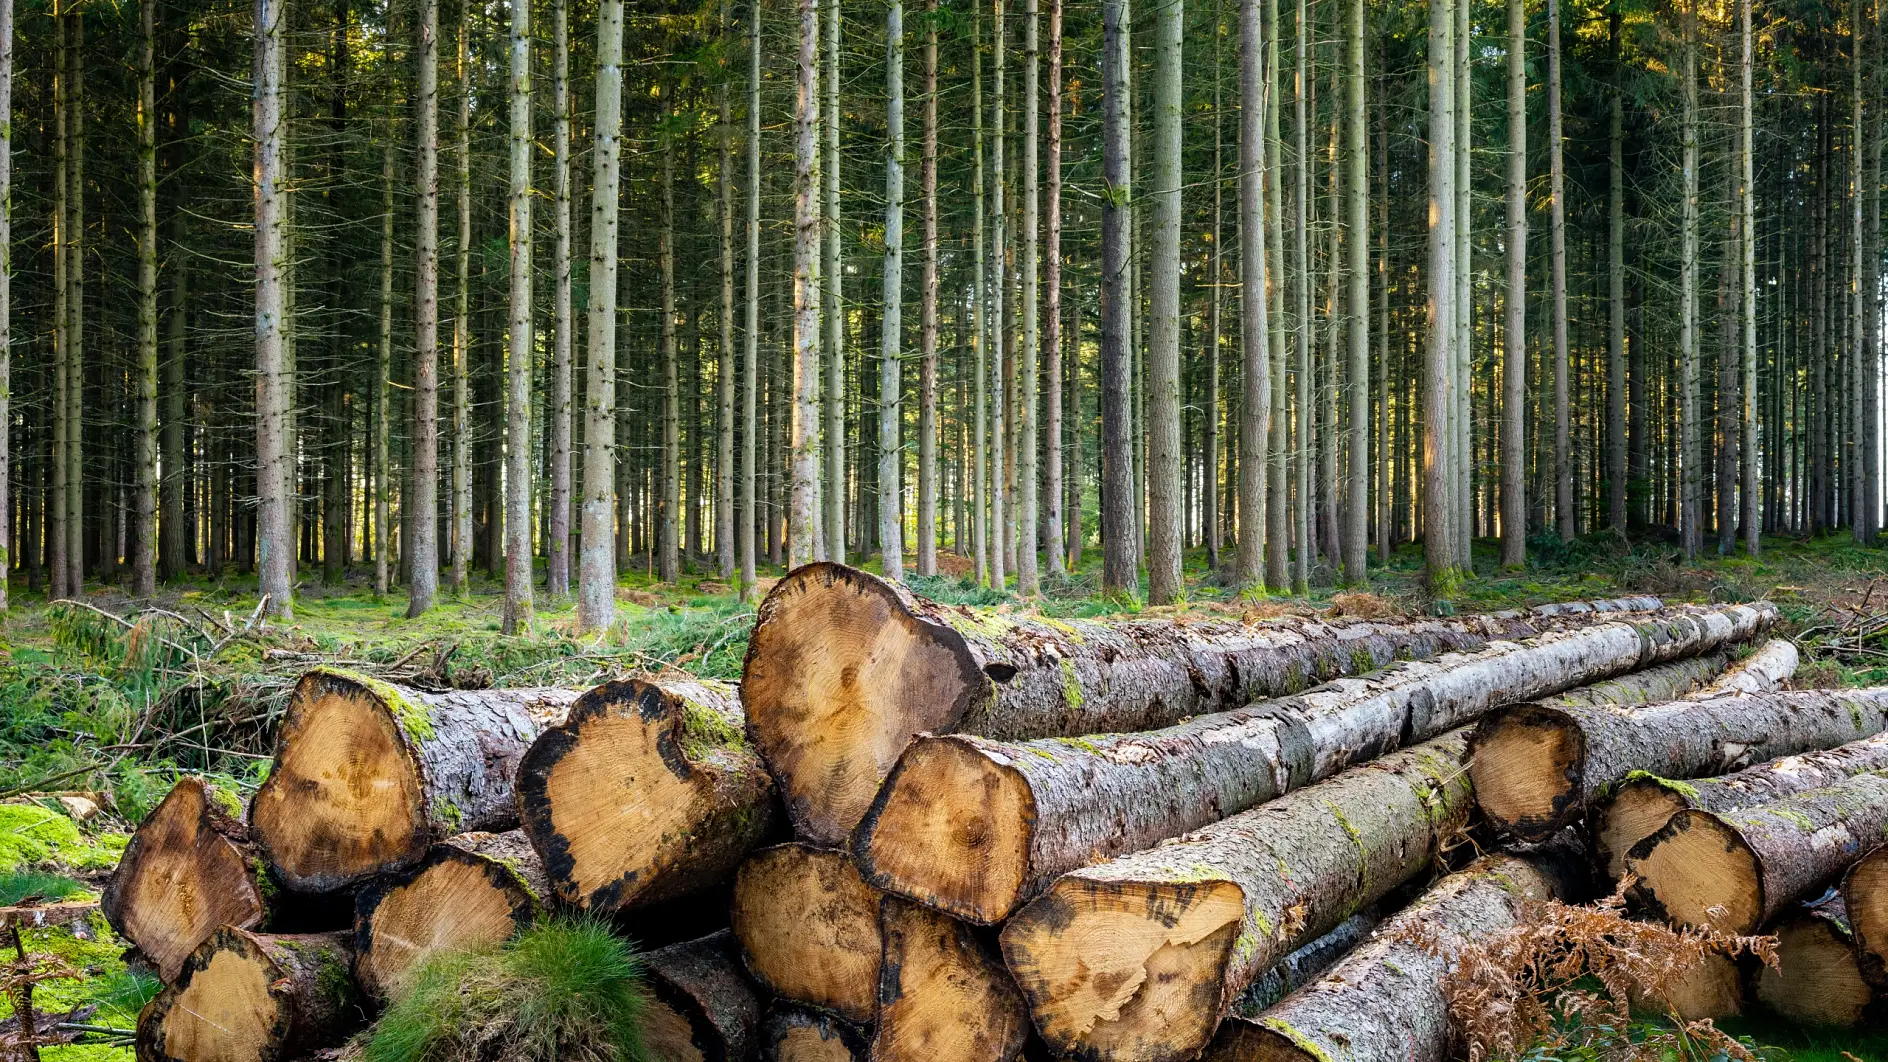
top-left (362, 917), bottom-right (650, 1062)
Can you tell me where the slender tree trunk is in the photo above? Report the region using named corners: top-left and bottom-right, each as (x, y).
top-left (1549, 0), bottom-right (1572, 543)
top-left (991, 0), bottom-right (1009, 590)
top-left (659, 91), bottom-right (681, 584)
top-left (407, 0), bottom-right (440, 617)
top-left (1017, 0), bottom-right (1042, 595)
top-left (1853, 3), bottom-right (1870, 545)
top-left (1425, 0), bottom-right (1460, 592)
top-left (1145, 0), bottom-right (1183, 605)
top-left (376, 140), bottom-right (393, 598)
top-left (1100, 0), bottom-right (1135, 599)
top-left (254, 0), bottom-right (291, 617)
top-left (66, 17), bottom-right (82, 595)
top-left (741, 0), bottom-right (762, 599)
top-left (1264, 0), bottom-right (1288, 591)
top-left (823, 0), bottom-right (843, 560)
top-left (1342, 0), bottom-right (1368, 584)
top-left (51, 8), bottom-right (66, 601)
top-left (546, 0), bottom-right (572, 598)
top-left (789, 0), bottom-right (823, 568)
top-left (1044, 0), bottom-right (1065, 579)
top-left (133, 0), bottom-right (157, 598)
top-left (1606, 15), bottom-right (1625, 535)
top-left (973, 11), bottom-right (989, 586)
top-left (0, 0), bottom-right (9, 612)
top-left (1235, 0), bottom-right (1270, 594)
top-left (1500, 0), bottom-right (1526, 568)
top-left (716, 0), bottom-right (737, 582)
top-left (1679, 0), bottom-right (1701, 559)
top-left (1453, 0), bottom-right (1472, 566)
top-left (451, 20), bottom-right (474, 597)
top-left (1292, 0), bottom-right (1310, 595)
top-left (577, 0), bottom-right (624, 628)
top-left (502, 0), bottom-right (533, 633)
top-left (881, 0), bottom-right (907, 582)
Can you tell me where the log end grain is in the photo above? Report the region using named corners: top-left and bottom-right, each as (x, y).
top-left (1466, 705), bottom-right (1585, 843)
top-left (352, 837), bottom-right (539, 1002)
top-left (1626, 810), bottom-right (1764, 934)
top-left (741, 563), bottom-right (988, 846)
top-left (1844, 845), bottom-right (1888, 987)
top-left (1000, 876), bottom-right (1245, 1062)
top-left (102, 777), bottom-right (267, 983)
top-left (136, 929), bottom-right (358, 1062)
top-left (730, 843), bottom-right (883, 1024)
top-left (517, 677), bottom-right (777, 912)
top-left (1594, 775), bottom-right (1695, 883)
top-left (1629, 951), bottom-right (1744, 1021)
top-left (1754, 906), bottom-right (1875, 1027)
top-left (643, 930), bottom-right (763, 1062)
top-left (251, 670), bottom-right (429, 893)
top-left (764, 1005), bottom-right (871, 1062)
top-left (872, 898), bottom-right (1028, 1062)
top-left (854, 736), bottom-right (1033, 924)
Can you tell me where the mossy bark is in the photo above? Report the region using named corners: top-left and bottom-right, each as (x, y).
top-left (643, 930), bottom-right (764, 1062)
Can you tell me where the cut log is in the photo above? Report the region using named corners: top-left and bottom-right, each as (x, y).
top-left (997, 732), bottom-right (1473, 1062)
top-left (730, 843), bottom-right (882, 1023)
top-left (1753, 895), bottom-right (1878, 1027)
top-left (1470, 685), bottom-right (1888, 844)
top-left (1531, 652), bottom-right (1729, 708)
top-left (1202, 854), bottom-right (1566, 1062)
top-left (102, 777), bottom-right (268, 983)
top-left (1631, 951), bottom-right (1744, 1021)
top-left (516, 676), bottom-right (779, 912)
top-left (643, 930), bottom-right (764, 1062)
top-left (1695, 638), bottom-right (1799, 695)
top-left (763, 1005), bottom-right (870, 1062)
top-left (743, 563), bottom-right (1656, 845)
top-left (251, 668), bottom-right (582, 893)
top-left (1628, 771), bottom-right (1888, 934)
top-left (135, 928), bottom-right (359, 1062)
top-left (1596, 728), bottom-right (1888, 881)
top-left (872, 898), bottom-right (1028, 1062)
top-left (1234, 912), bottom-right (1378, 1014)
top-left (1843, 844), bottom-right (1888, 988)
top-left (352, 830), bottom-right (544, 1002)
top-left (859, 604), bottom-right (1769, 924)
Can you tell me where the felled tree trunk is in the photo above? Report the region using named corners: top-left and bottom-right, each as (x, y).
top-left (251, 668), bottom-right (582, 892)
top-left (136, 928), bottom-right (358, 1062)
top-left (1752, 895), bottom-right (1878, 1027)
top-left (516, 676), bottom-right (779, 912)
top-left (1629, 770), bottom-right (1888, 934)
top-left (859, 604), bottom-right (1768, 924)
top-left (1842, 844), bottom-right (1888, 988)
top-left (1531, 652), bottom-right (1728, 708)
top-left (997, 733), bottom-right (1474, 1062)
top-left (1597, 728), bottom-right (1888, 880)
top-left (1471, 685), bottom-right (1888, 844)
top-left (873, 899), bottom-right (1028, 1062)
top-left (643, 930), bottom-right (764, 1062)
top-left (1203, 854), bottom-right (1566, 1062)
top-left (729, 843), bottom-right (883, 1023)
top-left (1696, 638), bottom-right (1799, 695)
top-left (762, 1005), bottom-right (870, 1062)
top-left (352, 830), bottom-right (543, 1001)
top-left (743, 562), bottom-right (1657, 844)
top-left (1233, 912), bottom-right (1378, 1014)
top-left (103, 777), bottom-right (268, 983)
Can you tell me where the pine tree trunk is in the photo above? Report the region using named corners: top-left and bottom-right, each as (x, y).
top-left (881, 0), bottom-right (906, 582)
top-left (1292, 0), bottom-right (1311, 595)
top-left (0, 0), bottom-right (9, 611)
top-left (1144, 0), bottom-right (1182, 604)
top-left (973, 11), bottom-right (990, 587)
top-left (1499, 0), bottom-right (1526, 568)
top-left (1679, 2), bottom-right (1702, 558)
top-left (1043, 0), bottom-right (1065, 579)
top-left (1236, 0), bottom-right (1270, 593)
top-left (376, 141), bottom-right (394, 598)
top-left (353, 830), bottom-right (544, 1001)
top-left (1015, 0), bottom-right (1041, 596)
top-left (1423, 0), bottom-right (1459, 590)
top-left (1100, 0), bottom-right (1135, 598)
top-left (660, 93), bottom-right (682, 584)
top-left (406, 0), bottom-right (440, 617)
top-left (546, 0), bottom-right (571, 599)
top-left (1606, 25), bottom-right (1626, 533)
top-left (1342, 0), bottom-right (1368, 584)
top-left (823, 0), bottom-right (844, 561)
top-left (65, 17), bottom-right (82, 596)
top-left (788, 0), bottom-right (822, 569)
top-left (578, 0), bottom-right (625, 627)
top-left (1452, 0), bottom-right (1472, 565)
top-left (450, 20), bottom-right (472, 598)
top-left (741, 0), bottom-right (761, 600)
top-left (990, 0), bottom-right (1009, 590)
top-left (1549, 0), bottom-right (1572, 542)
top-left (502, 0), bottom-right (533, 633)
top-left (51, 6), bottom-right (66, 601)
top-left (133, 0), bottom-right (157, 598)
top-left (137, 929), bottom-right (359, 1062)
top-left (717, 4), bottom-right (737, 583)
top-left (1740, 0), bottom-right (1761, 554)
top-left (256, 0), bottom-right (292, 618)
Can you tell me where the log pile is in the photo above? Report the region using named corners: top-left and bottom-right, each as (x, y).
top-left (115, 562), bottom-right (1888, 1060)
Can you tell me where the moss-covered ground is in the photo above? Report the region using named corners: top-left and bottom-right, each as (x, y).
top-left (2, 530), bottom-right (1886, 1060)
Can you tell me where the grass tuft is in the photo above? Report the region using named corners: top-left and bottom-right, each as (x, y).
top-left (363, 916), bottom-right (650, 1062)
top-left (0, 870), bottom-right (87, 906)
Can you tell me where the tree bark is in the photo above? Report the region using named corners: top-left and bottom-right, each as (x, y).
top-left (405, 0), bottom-right (440, 617)
top-left (998, 733), bottom-right (1472, 1062)
top-left (137, 929), bottom-right (358, 1062)
top-left (1740, 0), bottom-right (1760, 554)
top-left (1144, 0), bottom-right (1182, 605)
top-left (375, 140), bottom-right (394, 598)
top-left (1203, 854), bottom-right (1569, 1062)
top-left (731, 844), bottom-right (883, 1024)
top-left (103, 778), bottom-right (268, 983)
top-left (1629, 769), bottom-right (1888, 934)
top-left (717, 0), bottom-right (737, 583)
top-left (251, 669), bottom-right (581, 893)
top-left (0, 0), bottom-right (8, 610)
top-left (51, 6), bottom-right (66, 601)
top-left (660, 92), bottom-right (682, 584)
top-left (449, 20), bottom-right (472, 598)
top-left (1342, 0), bottom-right (1368, 585)
top-left (1606, 28), bottom-right (1626, 534)
top-left (788, 0), bottom-right (823, 569)
top-left (1549, 0), bottom-right (1572, 542)
top-left (881, 0), bottom-right (906, 583)
top-left (1679, 0), bottom-right (1702, 558)
top-left (763, 1005), bottom-right (869, 1062)
top-left (1841, 844), bottom-right (1888, 988)
top-left (548, 0), bottom-right (572, 599)
top-left (256, 0), bottom-right (292, 618)
top-left (132, 0), bottom-right (157, 598)
top-left (1424, 0), bottom-right (1460, 591)
top-left (1500, 0), bottom-right (1526, 568)
top-left (1099, 0), bottom-right (1135, 599)
top-left (823, 0), bottom-right (844, 561)
top-left (516, 676), bottom-right (778, 912)
top-left (502, 0), bottom-right (533, 633)
top-left (352, 830), bottom-right (544, 1001)
top-left (1236, 0), bottom-right (1270, 593)
top-left (857, 603), bottom-right (1766, 923)
top-left (741, 0), bottom-right (762, 600)
top-left (1292, 0), bottom-right (1311, 595)
top-left (1752, 895), bottom-right (1878, 1027)
top-left (644, 930), bottom-right (764, 1062)
top-left (577, 0), bottom-right (625, 628)
top-left (872, 899), bottom-right (1029, 1062)
top-left (972, 11), bottom-right (989, 586)
top-left (1043, 0), bottom-right (1064, 580)
top-left (989, 0), bottom-right (1008, 590)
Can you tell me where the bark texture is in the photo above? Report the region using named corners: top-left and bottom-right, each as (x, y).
top-left (745, 562), bottom-right (1662, 844)
top-left (997, 734), bottom-right (1473, 1062)
top-left (103, 778), bottom-right (268, 983)
top-left (1472, 684), bottom-right (1888, 845)
top-left (352, 830), bottom-right (543, 1002)
top-left (1841, 844), bottom-right (1888, 988)
top-left (730, 843), bottom-right (883, 1023)
top-left (1203, 855), bottom-right (1567, 1062)
top-left (763, 1005), bottom-right (869, 1062)
top-left (517, 677), bottom-right (778, 912)
top-left (136, 929), bottom-right (358, 1062)
top-left (1628, 769), bottom-right (1888, 933)
top-left (643, 930), bottom-right (764, 1062)
top-left (872, 898), bottom-right (1028, 1062)
top-left (251, 669), bottom-right (581, 893)
top-left (1234, 912), bottom-right (1378, 1014)
top-left (858, 604), bottom-right (1767, 922)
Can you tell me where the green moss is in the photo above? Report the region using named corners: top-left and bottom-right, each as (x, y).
top-left (252, 858), bottom-right (281, 903)
top-left (1257, 1019), bottom-right (1335, 1062)
top-left (1052, 735), bottom-right (1104, 754)
top-left (206, 784), bottom-right (246, 820)
top-left (1766, 807), bottom-right (1817, 831)
top-left (1350, 646), bottom-right (1378, 675)
top-left (0, 805), bottom-right (125, 874)
top-left (678, 697), bottom-right (746, 761)
top-left (1252, 910), bottom-right (1273, 936)
top-left (431, 796), bottom-right (465, 832)
top-left (1059, 657), bottom-right (1085, 711)
top-left (1035, 616), bottom-right (1087, 645)
top-left (332, 668), bottom-right (439, 743)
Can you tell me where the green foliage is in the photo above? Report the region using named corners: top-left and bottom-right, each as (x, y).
top-left (363, 917), bottom-right (650, 1062)
top-left (0, 804), bottom-right (125, 875)
top-left (0, 870), bottom-right (87, 906)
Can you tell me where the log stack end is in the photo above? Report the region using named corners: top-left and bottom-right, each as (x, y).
top-left (137, 928), bottom-right (358, 1062)
top-left (731, 843), bottom-right (884, 1024)
top-left (1465, 703), bottom-right (1586, 843)
top-left (352, 833), bottom-right (541, 1002)
top-left (1626, 810), bottom-right (1765, 933)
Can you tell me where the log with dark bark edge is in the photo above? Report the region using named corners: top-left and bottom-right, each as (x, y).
top-left (135, 928), bottom-right (360, 1062)
top-left (102, 777), bottom-right (268, 983)
top-left (1596, 726), bottom-right (1888, 882)
top-left (352, 830), bottom-right (544, 1002)
top-left (251, 668), bottom-right (583, 893)
top-left (642, 930), bottom-right (764, 1062)
top-left (1471, 684), bottom-right (1888, 845)
top-left (730, 843), bottom-right (883, 1023)
top-left (743, 562), bottom-right (1661, 846)
top-left (1627, 770), bottom-right (1888, 934)
top-left (1201, 853), bottom-right (1570, 1062)
top-left (763, 1005), bottom-right (871, 1062)
top-left (857, 603), bottom-right (1769, 925)
top-left (996, 732), bottom-right (1474, 1062)
top-left (516, 675), bottom-right (779, 912)
top-left (1843, 844), bottom-right (1888, 987)
top-left (1752, 894), bottom-right (1878, 1027)
top-left (871, 898), bottom-right (1028, 1062)
top-left (1234, 911), bottom-right (1378, 1014)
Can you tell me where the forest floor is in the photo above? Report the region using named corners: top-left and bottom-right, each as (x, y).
top-left (4, 530), bottom-right (1888, 1060)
